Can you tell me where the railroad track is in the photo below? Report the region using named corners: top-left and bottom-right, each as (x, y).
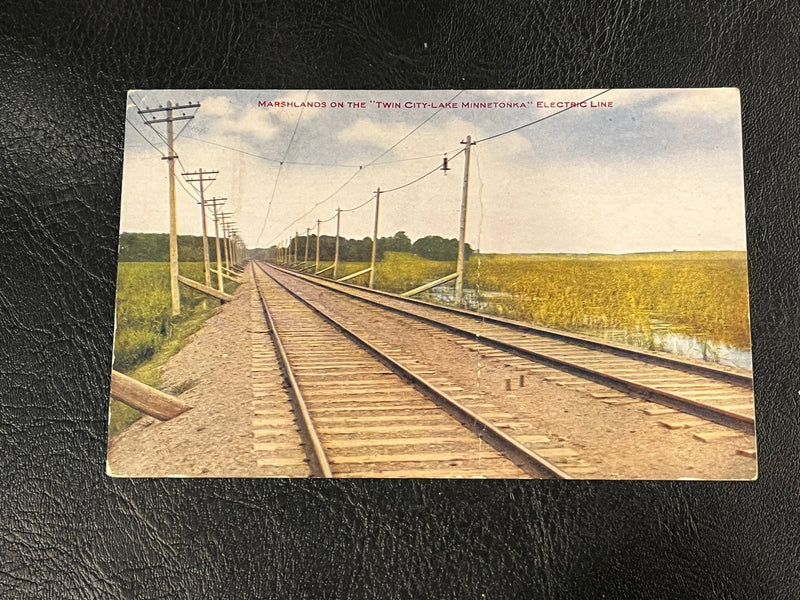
top-left (251, 263), bottom-right (570, 479)
top-left (262, 262), bottom-right (755, 435)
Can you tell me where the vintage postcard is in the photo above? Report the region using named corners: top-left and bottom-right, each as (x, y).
top-left (108, 89), bottom-right (755, 479)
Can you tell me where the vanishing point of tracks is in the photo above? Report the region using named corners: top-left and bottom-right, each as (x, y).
top-left (251, 262), bottom-right (570, 479)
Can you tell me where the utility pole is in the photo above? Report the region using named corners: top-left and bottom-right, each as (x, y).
top-left (226, 222), bottom-right (236, 268)
top-left (369, 189), bottom-right (381, 289)
top-left (455, 135), bottom-right (474, 306)
top-left (333, 208), bottom-right (341, 278)
top-left (315, 219), bottom-right (321, 271)
top-left (182, 168), bottom-right (219, 287)
top-left (220, 213), bottom-right (229, 270)
top-left (304, 227), bottom-right (310, 263)
top-left (138, 100), bottom-right (200, 315)
top-left (232, 230), bottom-right (240, 266)
top-left (207, 197), bottom-right (226, 291)
top-left (220, 213), bottom-right (233, 270)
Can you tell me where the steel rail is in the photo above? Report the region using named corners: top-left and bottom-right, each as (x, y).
top-left (264, 262), bottom-right (755, 435)
top-left (255, 261), bottom-right (571, 480)
top-left (274, 262), bottom-right (752, 388)
top-left (251, 264), bottom-right (333, 478)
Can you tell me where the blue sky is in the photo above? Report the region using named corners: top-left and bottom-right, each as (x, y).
top-left (121, 88), bottom-right (746, 253)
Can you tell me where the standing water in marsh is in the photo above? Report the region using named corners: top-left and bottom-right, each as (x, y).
top-left (418, 251), bottom-right (752, 371)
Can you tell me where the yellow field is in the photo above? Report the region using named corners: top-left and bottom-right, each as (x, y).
top-left (334, 251), bottom-right (751, 351)
top-left (467, 252), bottom-right (750, 350)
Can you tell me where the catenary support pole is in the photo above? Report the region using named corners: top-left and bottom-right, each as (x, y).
top-left (369, 189), bottom-right (381, 289)
top-left (333, 208), bottom-right (341, 278)
top-left (166, 102), bottom-right (180, 315)
top-left (209, 197), bottom-right (226, 291)
top-left (315, 219), bottom-right (321, 271)
top-left (455, 135), bottom-right (474, 306)
top-left (182, 168), bottom-right (219, 288)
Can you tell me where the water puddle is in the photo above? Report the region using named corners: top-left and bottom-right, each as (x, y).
top-left (420, 286), bottom-right (752, 371)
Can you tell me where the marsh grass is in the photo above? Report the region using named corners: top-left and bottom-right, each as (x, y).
top-left (466, 251), bottom-right (750, 350)
top-left (336, 251), bottom-right (751, 351)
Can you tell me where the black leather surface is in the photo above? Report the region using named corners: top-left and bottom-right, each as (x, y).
top-left (1, 1), bottom-right (798, 597)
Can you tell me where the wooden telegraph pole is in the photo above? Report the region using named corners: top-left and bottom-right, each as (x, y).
top-left (226, 222), bottom-right (236, 268)
top-left (333, 208), bottom-right (342, 278)
top-left (315, 219), bottom-right (321, 271)
top-left (208, 197), bottom-right (226, 291)
top-left (220, 212), bottom-right (232, 270)
top-left (369, 189), bottom-right (381, 289)
top-left (232, 230), bottom-right (241, 266)
top-left (138, 100), bottom-right (200, 315)
top-left (455, 135), bottom-right (474, 306)
top-left (182, 168), bottom-right (219, 287)
top-left (304, 227), bottom-right (310, 263)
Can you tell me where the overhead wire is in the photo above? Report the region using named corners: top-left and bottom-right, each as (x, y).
top-left (380, 147), bottom-right (465, 194)
top-left (340, 194), bottom-right (377, 213)
top-left (127, 96), bottom-right (210, 209)
top-left (474, 89), bottom-right (612, 144)
top-left (255, 90), bottom-right (310, 246)
top-left (263, 90), bottom-right (466, 246)
top-left (366, 90), bottom-right (463, 166)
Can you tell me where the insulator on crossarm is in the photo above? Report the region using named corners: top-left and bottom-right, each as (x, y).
top-left (441, 155), bottom-right (450, 173)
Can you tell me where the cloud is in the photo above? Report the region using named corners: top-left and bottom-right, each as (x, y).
top-left (649, 88), bottom-right (740, 123)
top-left (201, 95), bottom-right (233, 117)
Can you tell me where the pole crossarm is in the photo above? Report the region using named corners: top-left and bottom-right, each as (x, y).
top-left (401, 272), bottom-right (459, 297)
top-left (138, 102), bottom-right (201, 115)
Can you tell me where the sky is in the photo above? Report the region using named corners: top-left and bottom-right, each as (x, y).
top-left (120, 88), bottom-right (747, 254)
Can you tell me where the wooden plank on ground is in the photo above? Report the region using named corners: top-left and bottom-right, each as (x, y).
top-left (110, 370), bottom-right (191, 421)
top-left (693, 430), bottom-right (743, 442)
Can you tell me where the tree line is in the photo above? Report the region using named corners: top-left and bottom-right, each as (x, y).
top-left (119, 231), bottom-right (473, 262)
top-left (258, 231), bottom-right (473, 262)
top-left (118, 232), bottom-right (226, 262)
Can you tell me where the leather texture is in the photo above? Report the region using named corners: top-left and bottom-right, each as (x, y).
top-left (1, 1), bottom-right (798, 597)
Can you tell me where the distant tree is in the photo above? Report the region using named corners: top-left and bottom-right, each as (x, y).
top-left (378, 231), bottom-right (411, 257)
top-left (411, 235), bottom-right (472, 261)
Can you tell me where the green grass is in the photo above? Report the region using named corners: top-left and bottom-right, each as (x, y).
top-left (109, 262), bottom-right (239, 437)
top-left (335, 251), bottom-right (751, 352)
top-left (466, 252), bottom-right (750, 350)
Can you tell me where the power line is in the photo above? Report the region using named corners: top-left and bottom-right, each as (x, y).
top-left (381, 147), bottom-right (465, 194)
top-left (182, 135), bottom-right (361, 168)
top-left (125, 116), bottom-right (165, 156)
top-left (182, 134), bottom-right (451, 168)
top-left (474, 89), bottom-right (612, 144)
top-left (340, 195), bottom-right (376, 213)
top-left (366, 90), bottom-right (463, 166)
top-left (319, 212), bottom-right (337, 223)
top-left (256, 91), bottom-right (309, 246)
top-left (125, 111), bottom-right (203, 203)
top-left (263, 91), bottom-right (466, 246)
